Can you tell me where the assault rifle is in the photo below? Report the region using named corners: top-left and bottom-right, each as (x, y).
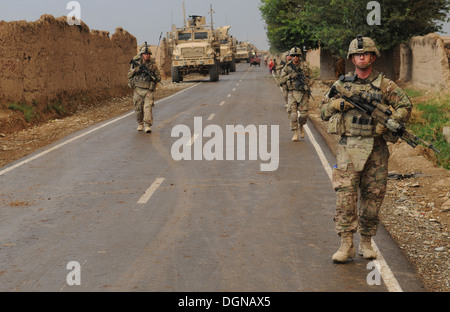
top-left (130, 59), bottom-right (160, 84)
top-left (288, 62), bottom-right (314, 99)
top-left (328, 85), bottom-right (440, 153)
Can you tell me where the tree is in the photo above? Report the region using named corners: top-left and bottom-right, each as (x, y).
top-left (259, 0), bottom-right (314, 52)
top-left (260, 0), bottom-right (450, 57)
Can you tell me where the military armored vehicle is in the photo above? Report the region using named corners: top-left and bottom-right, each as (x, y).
top-left (235, 41), bottom-right (250, 63)
top-left (170, 15), bottom-right (220, 82)
top-left (216, 26), bottom-right (236, 74)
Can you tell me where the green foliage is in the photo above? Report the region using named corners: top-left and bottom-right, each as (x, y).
top-left (404, 88), bottom-right (425, 98)
top-left (8, 102), bottom-right (38, 122)
top-left (260, 0), bottom-right (450, 57)
top-left (407, 91), bottom-right (450, 170)
top-left (259, 0), bottom-right (315, 51)
top-left (49, 102), bottom-right (66, 115)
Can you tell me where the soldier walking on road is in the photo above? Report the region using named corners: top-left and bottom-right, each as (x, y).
top-left (128, 42), bottom-right (161, 133)
top-left (279, 53), bottom-right (292, 109)
top-left (319, 35), bottom-right (413, 263)
top-left (279, 47), bottom-right (313, 141)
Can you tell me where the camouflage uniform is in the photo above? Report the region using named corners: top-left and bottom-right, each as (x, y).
top-left (279, 55), bottom-right (291, 109)
top-left (279, 48), bottom-right (312, 139)
top-left (321, 35), bottom-right (412, 262)
top-left (320, 38), bottom-right (412, 238)
top-left (127, 44), bottom-right (161, 132)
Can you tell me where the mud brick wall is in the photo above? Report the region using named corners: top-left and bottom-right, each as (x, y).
top-left (399, 33), bottom-right (450, 89)
top-left (0, 15), bottom-right (137, 106)
top-left (158, 37), bottom-right (173, 79)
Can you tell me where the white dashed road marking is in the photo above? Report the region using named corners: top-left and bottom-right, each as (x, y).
top-left (137, 178), bottom-right (165, 204)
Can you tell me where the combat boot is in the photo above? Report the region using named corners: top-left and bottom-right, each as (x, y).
top-left (299, 125), bottom-right (305, 138)
top-left (359, 235), bottom-right (377, 259)
top-left (137, 124), bottom-right (144, 131)
top-left (144, 124), bottom-right (152, 133)
top-left (292, 130), bottom-right (299, 142)
top-left (332, 232), bottom-right (355, 263)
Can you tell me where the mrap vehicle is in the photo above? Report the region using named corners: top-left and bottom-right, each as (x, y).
top-left (170, 15), bottom-right (220, 82)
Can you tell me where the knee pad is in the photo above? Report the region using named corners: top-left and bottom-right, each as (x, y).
top-left (298, 111), bottom-right (308, 125)
top-left (290, 110), bottom-right (299, 122)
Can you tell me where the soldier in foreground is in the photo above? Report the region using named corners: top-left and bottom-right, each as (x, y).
top-left (320, 35), bottom-right (413, 263)
top-left (279, 47), bottom-right (313, 141)
top-left (128, 42), bottom-right (161, 133)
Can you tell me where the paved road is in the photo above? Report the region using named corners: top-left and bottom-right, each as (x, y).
top-left (0, 63), bottom-right (424, 292)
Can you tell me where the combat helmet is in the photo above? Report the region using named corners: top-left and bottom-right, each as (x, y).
top-left (289, 46), bottom-right (302, 57)
top-left (347, 35), bottom-right (380, 59)
top-left (139, 41), bottom-right (152, 55)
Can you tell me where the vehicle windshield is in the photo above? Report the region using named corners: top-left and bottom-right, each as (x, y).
top-left (178, 33), bottom-right (192, 41)
top-left (194, 32), bottom-right (208, 40)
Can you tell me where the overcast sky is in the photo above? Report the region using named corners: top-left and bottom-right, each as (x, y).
top-left (0, 0), bottom-right (271, 50)
top-left (0, 0), bottom-right (449, 51)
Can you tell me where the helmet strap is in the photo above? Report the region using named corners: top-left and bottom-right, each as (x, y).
top-left (356, 62), bottom-right (371, 70)
top-left (352, 53), bottom-right (375, 69)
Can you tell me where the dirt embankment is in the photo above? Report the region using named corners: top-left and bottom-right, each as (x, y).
top-left (0, 15), bottom-right (137, 134)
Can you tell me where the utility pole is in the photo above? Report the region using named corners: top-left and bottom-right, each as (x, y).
top-left (209, 4), bottom-right (215, 30)
top-left (183, 1), bottom-right (186, 27)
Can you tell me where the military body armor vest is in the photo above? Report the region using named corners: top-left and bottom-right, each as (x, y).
top-left (328, 72), bottom-right (384, 138)
top-left (131, 60), bottom-right (156, 90)
top-left (285, 61), bottom-right (310, 92)
top-left (329, 72), bottom-right (390, 172)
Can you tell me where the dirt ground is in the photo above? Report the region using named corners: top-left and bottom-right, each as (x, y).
top-left (0, 76), bottom-right (448, 292)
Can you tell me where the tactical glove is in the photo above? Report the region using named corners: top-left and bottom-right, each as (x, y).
top-left (379, 109), bottom-right (409, 134)
top-left (331, 99), bottom-right (354, 112)
top-left (391, 109), bottom-right (409, 122)
top-left (375, 123), bottom-right (387, 135)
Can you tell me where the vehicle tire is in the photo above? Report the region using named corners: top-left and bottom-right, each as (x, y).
top-left (171, 65), bottom-right (181, 83)
top-left (209, 62), bottom-right (219, 82)
top-left (230, 58), bottom-right (236, 72)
